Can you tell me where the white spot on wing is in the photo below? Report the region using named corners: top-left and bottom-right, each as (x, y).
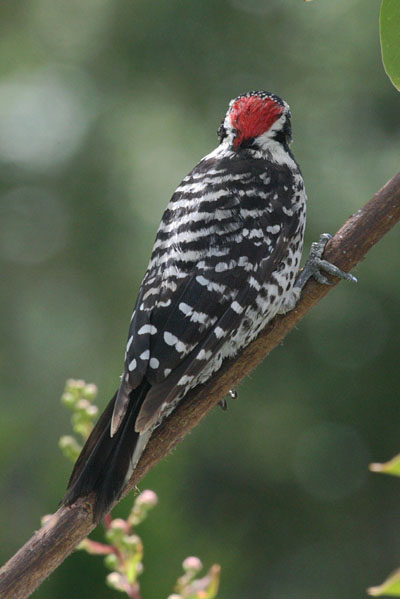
top-left (143, 287), bottom-right (158, 300)
top-left (197, 349), bottom-right (212, 360)
top-left (175, 340), bottom-right (187, 353)
top-left (149, 357), bottom-right (159, 369)
top-left (249, 228), bottom-right (263, 239)
top-left (196, 275), bottom-right (209, 286)
top-left (138, 325), bottom-right (158, 335)
top-left (157, 299), bottom-right (172, 308)
top-left (128, 359), bottom-right (137, 371)
top-left (140, 350), bottom-right (150, 360)
top-left (178, 375), bottom-right (194, 385)
top-left (282, 206), bottom-right (294, 216)
top-left (164, 331), bottom-right (178, 346)
top-left (231, 301), bottom-right (243, 314)
top-left (190, 310), bottom-right (212, 324)
top-left (249, 277), bottom-right (261, 291)
top-left (163, 331), bottom-right (188, 354)
top-left (215, 262), bottom-right (228, 272)
top-left (214, 326), bottom-right (225, 339)
top-left (179, 302), bottom-right (192, 315)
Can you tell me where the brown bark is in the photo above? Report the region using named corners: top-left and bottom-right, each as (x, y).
top-left (1, 173), bottom-right (399, 599)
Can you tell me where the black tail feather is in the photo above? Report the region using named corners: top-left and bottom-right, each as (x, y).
top-left (62, 381), bottom-right (150, 522)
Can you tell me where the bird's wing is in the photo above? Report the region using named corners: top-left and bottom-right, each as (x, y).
top-left (134, 213), bottom-right (299, 433)
top-left (112, 156), bottom-right (304, 435)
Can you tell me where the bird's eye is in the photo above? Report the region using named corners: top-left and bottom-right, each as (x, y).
top-left (273, 130), bottom-right (288, 145)
top-left (217, 122), bottom-right (227, 142)
top-left (273, 119), bottom-right (292, 146)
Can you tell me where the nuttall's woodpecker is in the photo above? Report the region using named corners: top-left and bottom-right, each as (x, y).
top-left (63, 91), bottom-right (356, 522)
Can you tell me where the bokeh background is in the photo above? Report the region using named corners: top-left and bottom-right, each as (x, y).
top-left (0, 1), bottom-right (399, 597)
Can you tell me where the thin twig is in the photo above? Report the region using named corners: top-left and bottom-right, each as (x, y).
top-left (1, 173), bottom-right (399, 599)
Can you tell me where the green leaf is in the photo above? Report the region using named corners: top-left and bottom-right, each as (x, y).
top-left (370, 453), bottom-right (400, 476)
top-left (368, 569), bottom-right (400, 596)
top-left (380, 0), bottom-right (400, 91)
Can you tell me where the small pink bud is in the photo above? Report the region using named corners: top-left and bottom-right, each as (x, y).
top-left (182, 556), bottom-right (202, 572)
top-left (85, 383), bottom-right (98, 398)
top-left (107, 572), bottom-right (126, 592)
top-left (86, 405), bottom-right (98, 417)
top-left (110, 518), bottom-right (127, 530)
top-left (136, 489), bottom-right (158, 507)
top-left (76, 399), bottom-right (91, 410)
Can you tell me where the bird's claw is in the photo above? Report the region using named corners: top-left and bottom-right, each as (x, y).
top-left (295, 233), bottom-right (358, 291)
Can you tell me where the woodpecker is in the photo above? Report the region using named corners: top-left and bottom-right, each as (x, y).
top-left (63, 91), bottom-right (355, 522)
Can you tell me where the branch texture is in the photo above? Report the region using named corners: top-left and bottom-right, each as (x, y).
top-left (1, 172), bottom-right (399, 599)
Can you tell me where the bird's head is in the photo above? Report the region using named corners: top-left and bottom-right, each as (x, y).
top-left (218, 91), bottom-right (292, 152)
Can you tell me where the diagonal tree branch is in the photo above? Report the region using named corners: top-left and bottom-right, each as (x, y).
top-left (1, 173), bottom-right (399, 599)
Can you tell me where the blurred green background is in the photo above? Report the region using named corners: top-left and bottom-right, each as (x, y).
top-left (0, 1), bottom-right (399, 597)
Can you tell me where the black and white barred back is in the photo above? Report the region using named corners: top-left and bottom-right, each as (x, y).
top-left (63, 91), bottom-right (307, 521)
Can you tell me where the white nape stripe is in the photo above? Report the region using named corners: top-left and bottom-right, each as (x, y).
top-left (254, 112), bottom-right (298, 169)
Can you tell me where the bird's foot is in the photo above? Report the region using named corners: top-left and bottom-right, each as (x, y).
top-left (295, 233), bottom-right (357, 291)
top-left (279, 234), bottom-right (357, 314)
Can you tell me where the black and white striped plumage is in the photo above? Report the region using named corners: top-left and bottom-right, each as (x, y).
top-left (63, 91), bottom-right (307, 521)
